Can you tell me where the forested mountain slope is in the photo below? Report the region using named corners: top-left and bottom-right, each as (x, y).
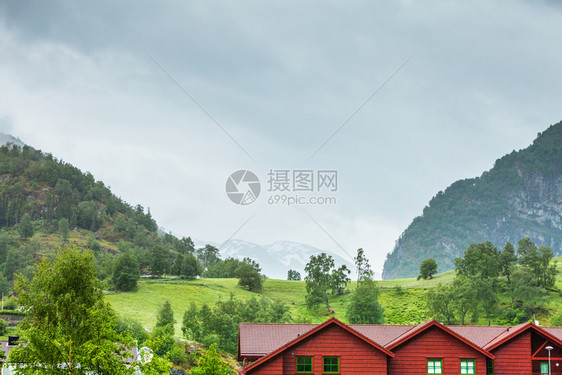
top-left (383, 121), bottom-right (562, 279)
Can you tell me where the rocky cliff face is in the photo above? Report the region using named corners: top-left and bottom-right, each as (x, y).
top-left (383, 122), bottom-right (562, 280)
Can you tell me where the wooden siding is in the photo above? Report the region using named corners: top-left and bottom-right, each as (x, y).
top-left (387, 326), bottom-right (487, 375)
top-left (246, 324), bottom-right (388, 375)
top-left (247, 355), bottom-right (283, 375)
top-left (491, 330), bottom-right (531, 375)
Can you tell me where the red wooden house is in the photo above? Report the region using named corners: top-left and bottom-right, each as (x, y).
top-left (239, 318), bottom-right (562, 375)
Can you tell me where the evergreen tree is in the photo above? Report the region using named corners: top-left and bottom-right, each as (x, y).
top-left (155, 300), bottom-right (176, 335)
top-left (18, 213), bottom-right (33, 240)
top-left (150, 245), bottom-right (170, 277)
top-left (58, 217), bottom-right (70, 243)
top-left (112, 253), bottom-right (140, 291)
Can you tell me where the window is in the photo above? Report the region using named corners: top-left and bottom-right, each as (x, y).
top-left (323, 357), bottom-right (339, 373)
top-left (427, 359), bottom-right (443, 374)
top-left (540, 361), bottom-right (549, 375)
top-left (296, 357), bottom-right (312, 373)
top-left (486, 358), bottom-right (494, 375)
top-left (461, 359), bottom-right (475, 374)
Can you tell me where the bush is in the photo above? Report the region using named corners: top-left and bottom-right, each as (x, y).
top-left (0, 319), bottom-right (7, 336)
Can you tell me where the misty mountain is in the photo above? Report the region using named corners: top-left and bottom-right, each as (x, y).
top-left (0, 133), bottom-right (25, 147)
top-left (194, 238), bottom-right (357, 280)
top-left (383, 121), bottom-right (562, 279)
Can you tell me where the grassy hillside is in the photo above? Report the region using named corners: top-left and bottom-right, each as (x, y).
top-left (106, 258), bottom-right (562, 336)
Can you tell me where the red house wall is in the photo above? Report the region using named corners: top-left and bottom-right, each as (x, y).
top-left (387, 326), bottom-right (487, 375)
top-left (246, 324), bottom-right (388, 375)
top-left (247, 356), bottom-right (283, 375)
top-left (491, 331), bottom-right (531, 375)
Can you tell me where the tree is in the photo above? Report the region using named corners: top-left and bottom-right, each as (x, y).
top-left (197, 245), bottom-right (221, 268)
top-left (450, 277), bottom-right (476, 325)
top-left (455, 242), bottom-right (501, 279)
top-left (330, 265), bottom-right (351, 295)
top-left (287, 269), bottom-right (301, 281)
top-left (150, 245), bottom-right (170, 277)
top-left (112, 252), bottom-right (140, 291)
top-left (155, 300), bottom-right (175, 335)
top-left (517, 238), bottom-right (557, 288)
top-left (426, 283), bottom-right (456, 325)
top-left (418, 258), bottom-right (438, 280)
top-left (182, 252), bottom-right (202, 279)
top-left (9, 245), bottom-right (135, 374)
top-left (18, 213), bottom-right (34, 240)
top-left (354, 248), bottom-right (373, 284)
top-left (182, 302), bottom-right (202, 340)
top-left (190, 343), bottom-right (235, 375)
top-left (236, 263), bottom-right (263, 292)
top-left (58, 217), bottom-right (70, 243)
top-left (304, 253), bottom-right (335, 313)
top-left (499, 242), bottom-right (517, 284)
top-left (346, 278), bottom-right (384, 324)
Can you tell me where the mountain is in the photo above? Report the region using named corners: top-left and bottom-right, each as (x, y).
top-left (194, 238), bottom-right (356, 280)
top-left (383, 121), bottom-right (562, 280)
top-left (0, 133), bottom-right (25, 147)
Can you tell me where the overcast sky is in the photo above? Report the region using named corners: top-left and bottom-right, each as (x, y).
top-left (1, 1), bottom-right (561, 274)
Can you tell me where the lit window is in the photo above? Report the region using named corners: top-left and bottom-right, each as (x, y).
top-left (461, 359), bottom-right (475, 374)
top-left (540, 361), bottom-right (549, 375)
top-left (428, 359), bottom-right (443, 374)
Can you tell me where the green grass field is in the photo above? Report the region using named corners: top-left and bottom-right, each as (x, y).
top-left (106, 258), bottom-right (562, 335)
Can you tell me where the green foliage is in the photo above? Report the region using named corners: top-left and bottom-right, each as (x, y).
top-left (113, 252), bottom-right (140, 291)
top-left (426, 283), bottom-right (457, 324)
top-left (150, 245), bottom-right (170, 277)
top-left (287, 269), bottom-right (301, 280)
top-left (197, 245), bottom-right (221, 268)
top-left (346, 278), bottom-right (384, 324)
top-left (0, 318), bottom-right (7, 336)
top-left (115, 316), bottom-right (149, 346)
top-left (236, 263), bottom-right (263, 292)
top-left (304, 253), bottom-right (350, 313)
top-left (455, 242), bottom-right (501, 279)
top-left (58, 217), bottom-right (69, 243)
top-left (17, 213), bottom-right (33, 240)
top-left (181, 295), bottom-right (292, 354)
top-left (354, 248), bottom-right (374, 283)
top-left (10, 245), bottom-right (136, 374)
top-left (171, 252), bottom-right (202, 279)
top-left (383, 122), bottom-right (562, 279)
top-left (155, 300), bottom-right (176, 335)
top-left (550, 311), bottom-right (562, 327)
top-left (418, 258), bottom-right (438, 280)
top-left (517, 237), bottom-right (558, 288)
top-left (190, 344), bottom-right (235, 375)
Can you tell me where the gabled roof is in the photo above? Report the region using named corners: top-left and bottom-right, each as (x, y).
top-left (484, 322), bottom-right (562, 351)
top-left (448, 325), bottom-right (509, 347)
top-left (238, 323), bottom-right (413, 358)
top-left (241, 318), bottom-right (394, 374)
top-left (385, 319), bottom-right (494, 359)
